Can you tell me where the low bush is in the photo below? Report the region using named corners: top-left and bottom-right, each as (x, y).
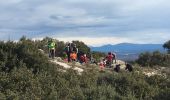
top-left (0, 38), bottom-right (169, 99)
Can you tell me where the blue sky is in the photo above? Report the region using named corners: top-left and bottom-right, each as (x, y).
top-left (0, 0), bottom-right (170, 46)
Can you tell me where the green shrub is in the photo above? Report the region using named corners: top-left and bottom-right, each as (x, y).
top-left (137, 51), bottom-right (170, 67)
top-left (0, 38), bottom-right (169, 100)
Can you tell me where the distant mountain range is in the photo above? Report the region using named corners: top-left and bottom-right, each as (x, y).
top-left (90, 43), bottom-right (165, 61)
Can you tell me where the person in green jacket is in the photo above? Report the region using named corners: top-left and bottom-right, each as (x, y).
top-left (48, 39), bottom-right (56, 59)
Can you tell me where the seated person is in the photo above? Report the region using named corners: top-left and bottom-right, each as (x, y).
top-left (125, 63), bottom-right (133, 72)
top-left (114, 64), bottom-right (120, 72)
top-left (80, 54), bottom-right (87, 64)
top-left (70, 52), bottom-right (77, 62)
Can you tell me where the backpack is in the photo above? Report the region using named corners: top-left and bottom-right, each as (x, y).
top-left (65, 46), bottom-right (72, 53)
top-left (106, 55), bottom-right (113, 61)
top-left (72, 46), bottom-right (78, 53)
top-left (112, 53), bottom-right (116, 59)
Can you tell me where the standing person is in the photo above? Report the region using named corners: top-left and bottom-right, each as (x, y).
top-left (112, 52), bottom-right (117, 64)
top-left (65, 43), bottom-right (72, 62)
top-left (72, 44), bottom-right (78, 61)
top-left (71, 43), bottom-right (78, 61)
top-left (72, 43), bottom-right (78, 53)
top-left (48, 39), bottom-right (56, 59)
top-left (77, 51), bottom-right (83, 62)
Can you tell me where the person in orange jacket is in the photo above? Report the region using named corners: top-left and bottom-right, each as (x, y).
top-left (70, 51), bottom-right (77, 61)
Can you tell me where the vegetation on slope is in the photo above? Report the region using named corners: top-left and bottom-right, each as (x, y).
top-left (0, 37), bottom-right (169, 100)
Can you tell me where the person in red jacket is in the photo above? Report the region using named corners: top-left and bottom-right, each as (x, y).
top-left (80, 54), bottom-right (87, 64)
top-left (106, 52), bottom-right (113, 68)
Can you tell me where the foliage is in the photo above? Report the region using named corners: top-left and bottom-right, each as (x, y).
top-left (91, 51), bottom-right (106, 62)
top-left (163, 40), bottom-right (170, 53)
top-left (136, 51), bottom-right (170, 67)
top-left (0, 38), bottom-right (169, 99)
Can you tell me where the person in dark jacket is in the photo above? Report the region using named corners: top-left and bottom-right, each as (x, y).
top-left (65, 43), bottom-right (72, 62)
top-left (112, 52), bottom-right (117, 63)
top-left (114, 64), bottom-right (121, 72)
top-left (125, 63), bottom-right (133, 72)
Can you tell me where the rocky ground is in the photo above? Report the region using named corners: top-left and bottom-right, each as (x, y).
top-left (49, 57), bottom-right (169, 78)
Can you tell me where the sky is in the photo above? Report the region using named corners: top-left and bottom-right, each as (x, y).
top-left (0, 0), bottom-right (170, 46)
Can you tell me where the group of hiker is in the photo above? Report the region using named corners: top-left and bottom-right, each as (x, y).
top-left (99, 52), bottom-right (116, 68)
top-left (64, 42), bottom-right (87, 64)
top-left (99, 52), bottom-right (133, 72)
top-left (48, 40), bottom-right (87, 64)
top-left (48, 39), bottom-right (133, 72)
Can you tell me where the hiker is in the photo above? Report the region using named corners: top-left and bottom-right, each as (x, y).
top-left (63, 52), bottom-right (68, 62)
top-left (99, 59), bottom-right (106, 71)
top-left (89, 54), bottom-right (97, 65)
top-left (72, 43), bottom-right (78, 61)
top-left (125, 63), bottom-right (133, 72)
top-left (77, 51), bottom-right (84, 62)
top-left (114, 64), bottom-right (121, 72)
top-left (91, 57), bottom-right (98, 65)
top-left (48, 39), bottom-right (56, 59)
top-left (70, 51), bottom-right (77, 62)
top-left (72, 43), bottom-right (78, 54)
top-left (65, 42), bottom-right (78, 62)
top-left (80, 54), bottom-right (87, 64)
top-left (106, 52), bottom-right (113, 68)
top-left (65, 43), bottom-right (72, 62)
top-left (112, 52), bottom-right (117, 63)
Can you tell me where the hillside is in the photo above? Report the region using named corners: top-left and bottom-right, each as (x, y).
top-left (90, 43), bottom-right (165, 61)
top-left (0, 39), bottom-right (169, 100)
top-left (91, 43), bottom-right (164, 53)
